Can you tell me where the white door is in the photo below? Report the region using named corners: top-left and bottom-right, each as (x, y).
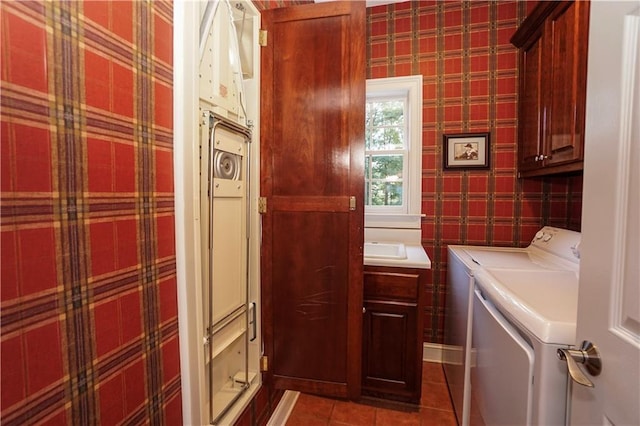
top-left (570, 2), bottom-right (640, 425)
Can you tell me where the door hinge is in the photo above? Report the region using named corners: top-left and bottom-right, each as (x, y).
top-left (258, 197), bottom-right (267, 214)
top-left (260, 355), bottom-right (269, 372)
top-left (259, 29), bottom-right (267, 47)
top-left (349, 196), bottom-right (356, 211)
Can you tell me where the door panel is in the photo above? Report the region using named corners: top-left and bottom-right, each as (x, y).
top-left (272, 211), bottom-right (349, 383)
top-left (260, 1), bottom-right (365, 399)
top-left (271, 18), bottom-right (351, 197)
top-left (570, 2), bottom-right (640, 424)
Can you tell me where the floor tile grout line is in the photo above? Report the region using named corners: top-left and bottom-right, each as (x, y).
top-left (286, 362), bottom-right (454, 425)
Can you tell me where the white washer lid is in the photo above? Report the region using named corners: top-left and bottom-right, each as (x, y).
top-left (475, 268), bottom-right (579, 344)
top-left (464, 248), bottom-right (566, 270)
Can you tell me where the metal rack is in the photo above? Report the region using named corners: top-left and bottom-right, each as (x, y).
top-left (201, 112), bottom-right (252, 425)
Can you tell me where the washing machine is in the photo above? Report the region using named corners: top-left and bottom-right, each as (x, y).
top-left (443, 227), bottom-right (581, 426)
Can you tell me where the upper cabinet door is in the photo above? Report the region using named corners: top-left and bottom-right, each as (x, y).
top-left (544, 0), bottom-right (589, 168)
top-left (260, 1), bottom-right (365, 399)
top-left (517, 27), bottom-right (545, 173)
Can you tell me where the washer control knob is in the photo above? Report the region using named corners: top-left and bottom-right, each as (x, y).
top-left (535, 231), bottom-right (544, 239)
top-left (543, 233), bottom-right (552, 242)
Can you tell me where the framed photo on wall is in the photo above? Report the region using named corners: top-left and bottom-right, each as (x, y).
top-left (443, 132), bottom-right (491, 170)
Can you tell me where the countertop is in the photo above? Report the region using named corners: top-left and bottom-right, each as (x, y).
top-left (364, 243), bottom-right (431, 269)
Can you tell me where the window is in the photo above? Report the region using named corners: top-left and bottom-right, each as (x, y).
top-left (365, 75), bottom-right (422, 228)
top-left (365, 99), bottom-right (406, 209)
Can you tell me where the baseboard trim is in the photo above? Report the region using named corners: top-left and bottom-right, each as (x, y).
top-left (267, 390), bottom-right (300, 426)
top-left (423, 342), bottom-right (459, 363)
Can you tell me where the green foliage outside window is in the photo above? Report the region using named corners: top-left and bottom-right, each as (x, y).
top-left (365, 100), bottom-right (405, 206)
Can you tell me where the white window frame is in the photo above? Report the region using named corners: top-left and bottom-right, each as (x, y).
top-left (365, 75), bottom-right (423, 229)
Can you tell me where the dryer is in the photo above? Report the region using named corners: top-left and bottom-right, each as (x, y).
top-left (443, 227), bottom-right (581, 426)
top-left (471, 267), bottom-right (580, 425)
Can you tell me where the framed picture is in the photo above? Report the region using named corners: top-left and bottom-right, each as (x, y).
top-left (443, 132), bottom-right (491, 170)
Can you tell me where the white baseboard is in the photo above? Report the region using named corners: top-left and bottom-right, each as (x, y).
top-left (267, 390), bottom-right (300, 426)
top-left (423, 342), bottom-right (460, 363)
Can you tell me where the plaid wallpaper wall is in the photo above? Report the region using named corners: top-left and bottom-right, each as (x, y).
top-left (1, 1), bottom-right (181, 424)
top-left (252, 0), bottom-right (313, 10)
top-left (366, 0), bottom-right (583, 343)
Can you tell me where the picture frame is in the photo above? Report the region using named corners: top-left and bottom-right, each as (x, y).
top-left (443, 132), bottom-right (491, 170)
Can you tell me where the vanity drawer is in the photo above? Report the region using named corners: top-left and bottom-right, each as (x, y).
top-left (363, 267), bottom-right (420, 301)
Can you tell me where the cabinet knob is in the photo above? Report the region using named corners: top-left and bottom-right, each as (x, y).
top-left (362, 307), bottom-right (366, 314)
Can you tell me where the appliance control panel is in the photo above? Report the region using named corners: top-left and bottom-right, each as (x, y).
top-left (530, 226), bottom-right (582, 262)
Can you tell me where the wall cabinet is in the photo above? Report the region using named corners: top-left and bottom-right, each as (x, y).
top-left (511, 0), bottom-right (590, 177)
top-left (361, 266), bottom-right (426, 404)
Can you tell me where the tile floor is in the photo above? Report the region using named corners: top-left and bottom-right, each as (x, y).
top-left (285, 362), bottom-right (457, 426)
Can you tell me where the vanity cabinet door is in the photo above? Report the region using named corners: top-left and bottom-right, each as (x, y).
top-left (362, 299), bottom-right (419, 403)
top-left (361, 267), bottom-right (425, 404)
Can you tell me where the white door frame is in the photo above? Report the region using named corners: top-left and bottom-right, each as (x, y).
top-left (174, 2), bottom-right (207, 424)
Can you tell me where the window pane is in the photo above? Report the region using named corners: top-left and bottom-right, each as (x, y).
top-left (365, 155), bottom-right (371, 179)
top-left (370, 181), bottom-right (403, 206)
top-left (366, 101), bottom-right (404, 127)
top-left (365, 99), bottom-right (405, 150)
top-left (368, 126), bottom-right (404, 150)
top-left (365, 181), bottom-right (370, 205)
top-left (371, 155), bottom-right (403, 180)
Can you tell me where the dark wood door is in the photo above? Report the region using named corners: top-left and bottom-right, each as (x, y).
top-left (260, 2), bottom-right (365, 399)
top-left (361, 267), bottom-right (424, 404)
top-left (362, 300), bottom-right (418, 398)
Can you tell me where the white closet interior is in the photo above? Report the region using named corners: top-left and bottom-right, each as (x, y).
top-left (198, 1), bottom-right (262, 424)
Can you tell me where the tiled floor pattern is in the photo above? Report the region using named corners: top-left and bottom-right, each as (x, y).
top-left (285, 362), bottom-right (456, 426)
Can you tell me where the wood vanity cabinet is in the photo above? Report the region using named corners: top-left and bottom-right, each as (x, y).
top-left (361, 266), bottom-right (426, 404)
top-left (511, 0), bottom-right (590, 177)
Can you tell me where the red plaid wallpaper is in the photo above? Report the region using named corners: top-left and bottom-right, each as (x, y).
top-left (252, 0), bottom-right (313, 9)
top-left (367, 0), bottom-right (583, 343)
top-left (0, 0), bottom-right (585, 422)
top-left (1, 1), bottom-right (181, 424)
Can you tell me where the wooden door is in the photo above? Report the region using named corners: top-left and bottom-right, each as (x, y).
top-left (361, 267), bottom-right (424, 404)
top-left (362, 299), bottom-right (417, 399)
top-left (260, 1), bottom-right (365, 399)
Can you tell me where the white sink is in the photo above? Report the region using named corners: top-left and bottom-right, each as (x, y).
top-left (364, 242), bottom-right (407, 260)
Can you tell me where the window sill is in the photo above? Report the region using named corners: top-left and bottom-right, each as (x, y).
top-left (364, 213), bottom-right (423, 229)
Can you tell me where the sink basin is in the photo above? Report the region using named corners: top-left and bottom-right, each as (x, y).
top-left (364, 242), bottom-right (407, 260)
